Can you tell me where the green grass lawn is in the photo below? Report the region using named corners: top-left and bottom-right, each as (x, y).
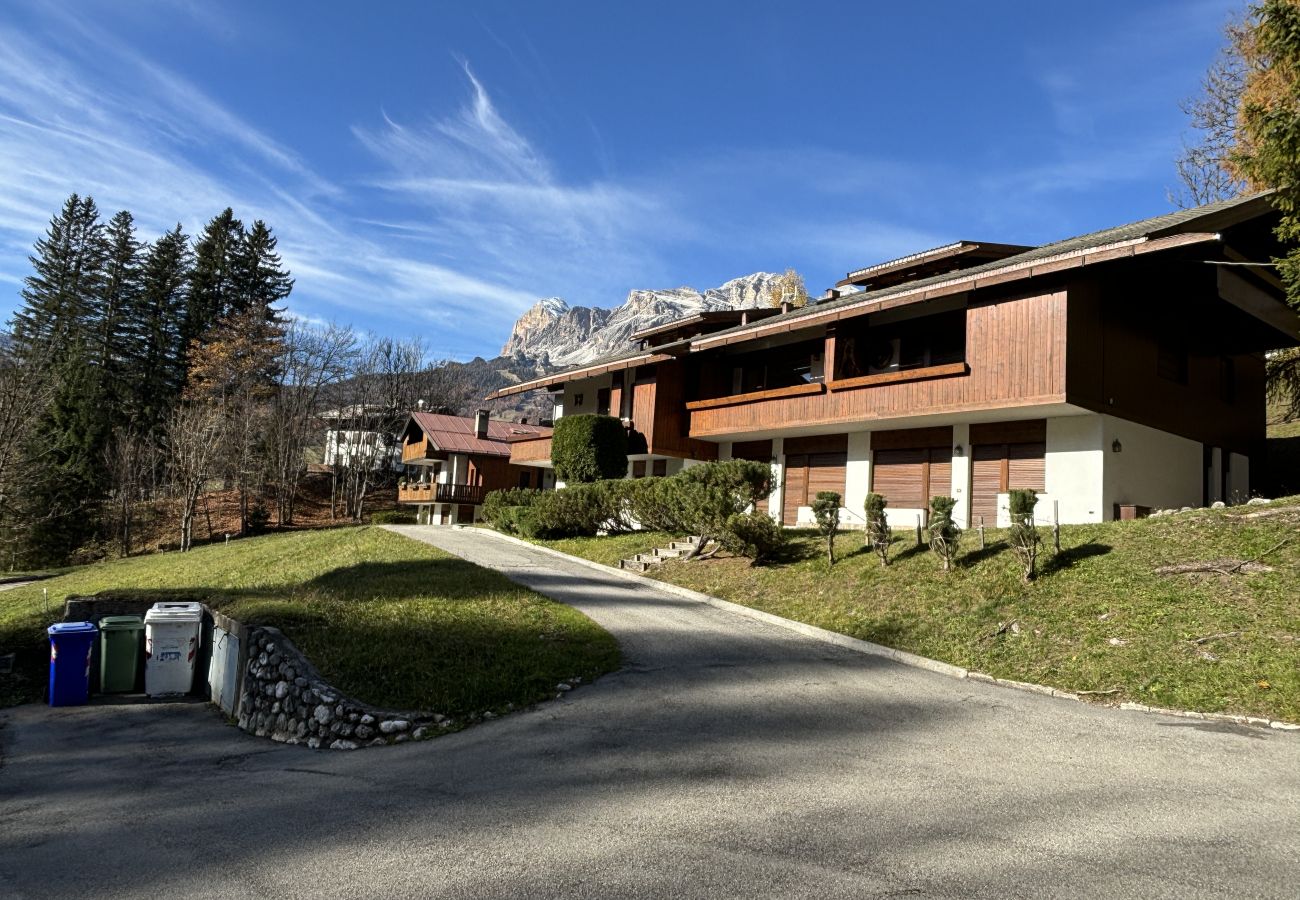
top-left (0, 527), bottom-right (619, 714)
top-left (540, 500), bottom-right (1300, 722)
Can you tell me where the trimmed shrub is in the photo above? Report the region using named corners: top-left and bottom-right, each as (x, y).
top-left (1008, 488), bottom-right (1042, 581)
top-left (525, 484), bottom-right (615, 539)
top-left (927, 496), bottom-right (961, 571)
top-left (625, 477), bottom-right (680, 532)
top-left (371, 509), bottom-right (417, 525)
top-left (667, 460), bottom-right (776, 557)
top-left (722, 510), bottom-right (786, 563)
top-left (864, 492), bottom-right (891, 566)
top-left (552, 414), bottom-right (628, 483)
top-left (482, 488), bottom-right (543, 529)
top-left (812, 490), bottom-right (841, 564)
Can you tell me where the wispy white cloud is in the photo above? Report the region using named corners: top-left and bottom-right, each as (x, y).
top-left (0, 13), bottom-right (540, 355)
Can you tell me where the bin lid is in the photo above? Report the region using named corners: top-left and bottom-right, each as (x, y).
top-left (145, 606), bottom-right (202, 624)
top-left (48, 622), bottom-right (97, 636)
top-left (99, 615), bottom-right (144, 631)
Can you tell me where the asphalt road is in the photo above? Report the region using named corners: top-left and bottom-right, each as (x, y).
top-left (1, 526), bottom-right (1298, 899)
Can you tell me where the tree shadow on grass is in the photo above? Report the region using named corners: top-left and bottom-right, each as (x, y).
top-left (959, 540), bottom-right (1010, 568)
top-left (1040, 541), bottom-right (1112, 577)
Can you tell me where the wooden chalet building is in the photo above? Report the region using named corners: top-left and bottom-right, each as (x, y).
top-left (398, 411), bottom-right (553, 524)
top-left (488, 194), bottom-right (1300, 528)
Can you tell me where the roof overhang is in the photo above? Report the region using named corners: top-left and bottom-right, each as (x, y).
top-left (692, 231), bottom-right (1222, 351)
top-left (486, 351), bottom-right (676, 399)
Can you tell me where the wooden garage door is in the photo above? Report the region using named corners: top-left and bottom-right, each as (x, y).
top-left (872, 447), bottom-right (953, 511)
top-left (970, 441), bottom-right (1046, 525)
top-left (782, 455), bottom-right (809, 524)
top-left (872, 448), bottom-right (925, 509)
top-left (782, 451), bottom-right (847, 524)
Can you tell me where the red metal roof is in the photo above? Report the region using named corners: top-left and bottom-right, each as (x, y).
top-left (408, 412), bottom-right (552, 457)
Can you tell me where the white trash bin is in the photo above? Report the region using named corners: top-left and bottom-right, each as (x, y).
top-left (144, 602), bottom-right (203, 697)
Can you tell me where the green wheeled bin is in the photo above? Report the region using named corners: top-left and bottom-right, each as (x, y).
top-left (99, 615), bottom-right (144, 693)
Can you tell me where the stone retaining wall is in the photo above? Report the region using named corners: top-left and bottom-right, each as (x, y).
top-left (238, 626), bottom-right (445, 749)
top-left (64, 596), bottom-right (444, 750)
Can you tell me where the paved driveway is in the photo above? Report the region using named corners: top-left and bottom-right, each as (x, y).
top-left (2, 526), bottom-right (1298, 899)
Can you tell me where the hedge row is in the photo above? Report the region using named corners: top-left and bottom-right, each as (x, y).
top-left (481, 460), bottom-right (785, 561)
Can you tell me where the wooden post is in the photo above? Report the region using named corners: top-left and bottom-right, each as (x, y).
top-left (978, 515), bottom-right (985, 550)
top-left (1053, 500), bottom-right (1061, 553)
top-left (916, 513), bottom-right (923, 547)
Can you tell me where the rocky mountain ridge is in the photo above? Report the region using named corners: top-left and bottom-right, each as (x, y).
top-left (499, 272), bottom-right (782, 367)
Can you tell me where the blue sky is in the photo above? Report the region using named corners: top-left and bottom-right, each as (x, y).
top-left (0, 0), bottom-right (1237, 360)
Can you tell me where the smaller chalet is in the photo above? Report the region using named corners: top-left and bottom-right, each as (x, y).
top-left (398, 410), bottom-right (553, 525)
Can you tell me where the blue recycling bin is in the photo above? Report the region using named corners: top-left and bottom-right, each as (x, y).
top-left (48, 622), bottom-right (97, 707)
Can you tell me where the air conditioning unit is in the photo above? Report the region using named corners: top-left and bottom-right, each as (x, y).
top-left (867, 337), bottom-right (901, 374)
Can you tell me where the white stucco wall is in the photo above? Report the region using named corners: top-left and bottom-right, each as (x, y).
top-left (950, 423), bottom-right (971, 526)
top-left (1207, 447), bottom-right (1223, 504)
top-left (1227, 452), bottom-right (1250, 503)
top-left (1045, 415), bottom-right (1105, 523)
top-left (843, 431), bottom-right (872, 527)
top-left (1101, 414), bottom-right (1203, 515)
top-left (769, 437), bottom-right (785, 525)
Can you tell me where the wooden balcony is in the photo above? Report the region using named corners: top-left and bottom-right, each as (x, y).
top-left (397, 483), bottom-right (487, 505)
top-left (509, 435), bottom-right (553, 465)
top-left (401, 437), bottom-right (445, 464)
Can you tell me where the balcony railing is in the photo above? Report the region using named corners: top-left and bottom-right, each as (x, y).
top-left (398, 483), bottom-right (487, 505)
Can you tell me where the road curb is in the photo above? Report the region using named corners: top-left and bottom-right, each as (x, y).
top-left (445, 526), bottom-right (1300, 734)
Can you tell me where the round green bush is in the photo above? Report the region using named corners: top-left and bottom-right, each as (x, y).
top-left (551, 414), bottom-right (628, 483)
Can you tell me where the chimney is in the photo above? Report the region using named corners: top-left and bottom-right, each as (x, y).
top-left (519, 417), bottom-right (529, 425)
top-left (780, 301), bottom-right (792, 314)
top-left (475, 409), bottom-right (490, 439)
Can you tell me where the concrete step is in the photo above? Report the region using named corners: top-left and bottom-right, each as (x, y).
top-left (653, 547), bottom-right (686, 558)
top-left (670, 541), bottom-right (699, 551)
top-left (635, 553), bottom-right (664, 564)
top-left (620, 558), bottom-right (651, 572)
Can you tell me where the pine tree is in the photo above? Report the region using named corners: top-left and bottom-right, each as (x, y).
top-left (183, 208), bottom-right (243, 355)
top-left (233, 220), bottom-right (293, 321)
top-left (12, 194), bottom-right (106, 360)
top-left (124, 225), bottom-right (190, 437)
top-left (95, 210), bottom-right (141, 414)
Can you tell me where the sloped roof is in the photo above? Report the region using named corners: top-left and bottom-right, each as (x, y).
top-left (408, 412), bottom-right (552, 457)
top-left (692, 192), bottom-right (1275, 349)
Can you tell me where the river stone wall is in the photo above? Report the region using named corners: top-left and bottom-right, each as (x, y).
top-left (238, 626), bottom-right (446, 749)
top-left (64, 595), bottom-right (446, 750)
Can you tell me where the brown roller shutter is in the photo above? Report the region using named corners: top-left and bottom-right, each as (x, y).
top-left (971, 441), bottom-right (1045, 525)
top-left (928, 451), bottom-right (952, 502)
top-left (783, 454), bottom-right (808, 524)
top-left (1007, 442), bottom-right (1046, 491)
top-left (873, 448), bottom-right (925, 509)
top-left (808, 452), bottom-right (848, 501)
top-left (971, 446), bottom-right (1003, 525)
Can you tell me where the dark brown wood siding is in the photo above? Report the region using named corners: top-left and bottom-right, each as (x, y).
top-left (689, 290), bottom-right (1067, 437)
top-left (1064, 269), bottom-right (1267, 456)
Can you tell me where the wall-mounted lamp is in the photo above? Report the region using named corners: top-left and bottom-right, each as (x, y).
top-left (1112, 438), bottom-right (1123, 453)
top-left (953, 444), bottom-right (964, 457)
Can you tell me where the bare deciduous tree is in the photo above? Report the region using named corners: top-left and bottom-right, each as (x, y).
top-left (265, 320), bottom-right (356, 525)
top-left (1172, 13), bottom-right (1252, 208)
top-left (166, 403), bottom-right (225, 551)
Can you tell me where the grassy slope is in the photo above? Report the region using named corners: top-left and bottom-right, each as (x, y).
top-left (541, 501), bottom-right (1300, 722)
top-left (0, 527), bottom-right (619, 713)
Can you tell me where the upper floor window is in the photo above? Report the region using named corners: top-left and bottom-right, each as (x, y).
top-left (836, 309), bottom-right (965, 379)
